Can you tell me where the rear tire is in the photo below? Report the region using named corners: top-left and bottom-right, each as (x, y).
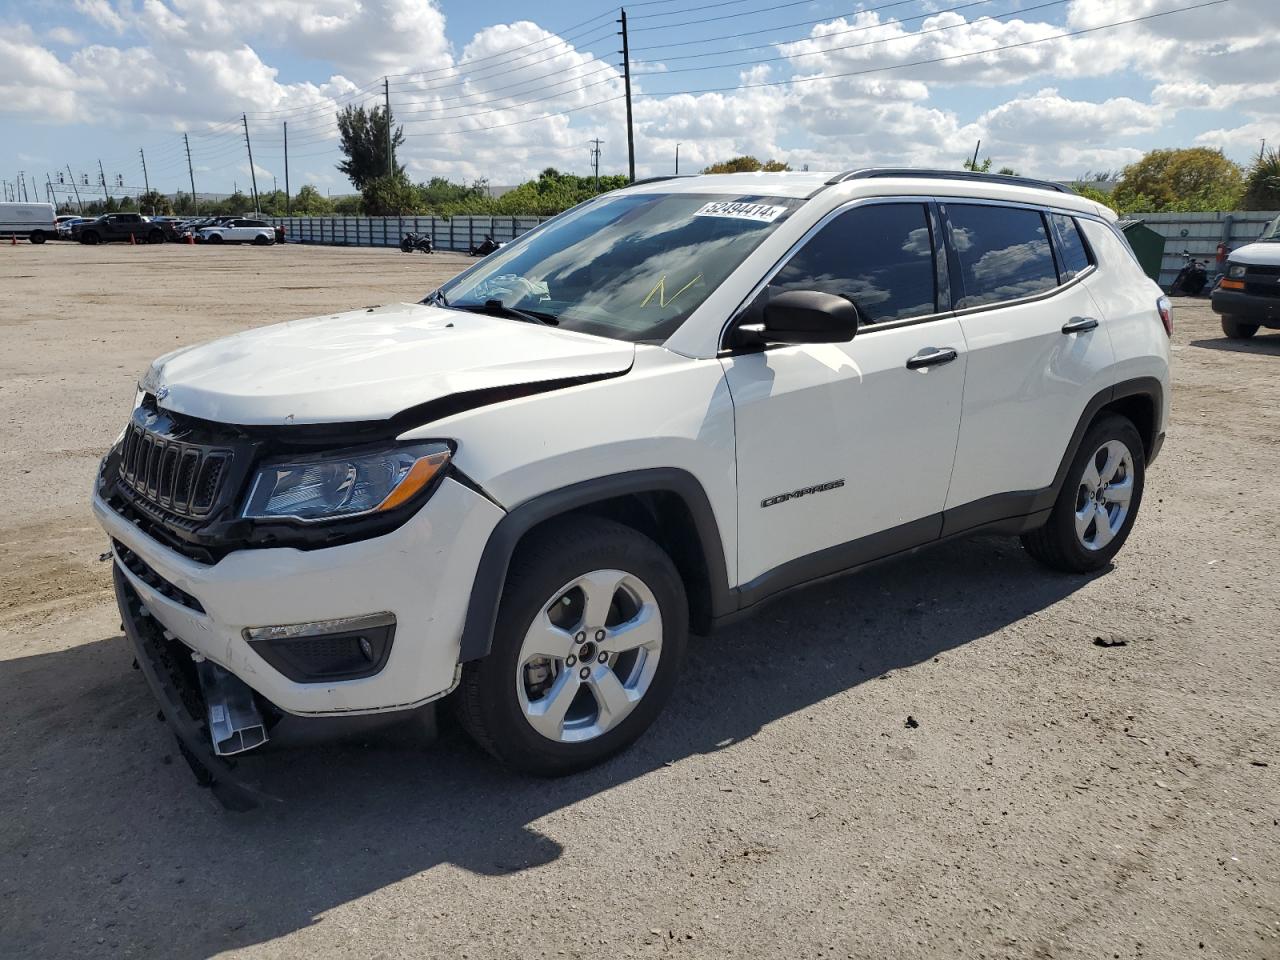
top-left (81, 231), bottom-right (99, 245)
top-left (1021, 414), bottom-right (1145, 573)
top-left (207, 233), bottom-right (223, 244)
top-left (1221, 316), bottom-right (1258, 339)
top-left (29, 230), bottom-right (46, 244)
top-left (253, 234), bottom-right (269, 246)
top-left (147, 229), bottom-right (163, 244)
top-left (457, 516), bottom-right (688, 775)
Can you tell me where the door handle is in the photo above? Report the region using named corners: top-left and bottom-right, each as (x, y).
top-left (1061, 316), bottom-right (1099, 334)
top-left (906, 347), bottom-right (959, 370)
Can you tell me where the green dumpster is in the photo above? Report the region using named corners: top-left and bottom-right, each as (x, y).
top-left (1116, 217), bottom-right (1165, 284)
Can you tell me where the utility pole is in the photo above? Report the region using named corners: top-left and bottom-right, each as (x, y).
top-left (97, 159), bottom-right (108, 203)
top-left (589, 138), bottom-right (603, 190)
top-left (618, 8), bottom-right (635, 183)
top-left (969, 139), bottom-right (981, 171)
top-left (17, 171), bottom-right (27, 202)
top-left (139, 147), bottom-right (151, 213)
top-left (46, 172), bottom-right (55, 207)
top-left (1261, 139), bottom-right (1268, 162)
top-left (242, 114), bottom-right (260, 213)
top-left (183, 132), bottom-right (198, 214)
top-left (66, 164), bottom-right (83, 214)
top-left (384, 76), bottom-right (394, 178)
top-left (283, 121), bottom-right (291, 216)
top-left (675, 143), bottom-right (681, 175)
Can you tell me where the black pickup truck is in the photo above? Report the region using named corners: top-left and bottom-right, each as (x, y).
top-left (72, 213), bottom-right (173, 245)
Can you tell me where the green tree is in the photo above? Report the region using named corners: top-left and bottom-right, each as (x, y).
top-left (1112, 147), bottom-right (1243, 212)
top-left (1242, 149), bottom-right (1280, 210)
top-left (962, 156), bottom-right (993, 173)
top-left (136, 190), bottom-right (172, 215)
top-left (332, 194), bottom-right (364, 215)
top-left (336, 104), bottom-right (405, 191)
top-left (702, 156), bottom-right (791, 174)
top-left (362, 173), bottom-right (422, 215)
top-left (291, 184), bottom-right (333, 215)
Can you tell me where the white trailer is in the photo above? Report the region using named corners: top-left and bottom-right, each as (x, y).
top-left (0, 202), bottom-right (56, 244)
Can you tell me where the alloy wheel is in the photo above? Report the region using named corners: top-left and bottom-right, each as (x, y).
top-left (516, 568), bottom-right (663, 743)
top-left (1074, 439), bottom-right (1135, 551)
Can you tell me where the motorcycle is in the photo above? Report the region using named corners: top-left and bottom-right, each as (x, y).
top-left (1168, 249), bottom-right (1208, 296)
top-left (469, 235), bottom-right (503, 257)
top-left (400, 232), bottom-right (434, 254)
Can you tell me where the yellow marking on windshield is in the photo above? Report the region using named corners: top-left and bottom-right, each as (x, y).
top-left (641, 274), bottom-right (703, 308)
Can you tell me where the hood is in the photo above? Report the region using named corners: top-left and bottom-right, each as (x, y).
top-left (145, 302), bottom-right (635, 426)
top-left (1230, 240), bottom-right (1280, 267)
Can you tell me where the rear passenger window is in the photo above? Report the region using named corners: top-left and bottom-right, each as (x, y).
top-left (768, 203), bottom-right (936, 324)
top-left (945, 204), bottom-right (1057, 308)
top-left (1050, 213), bottom-right (1091, 280)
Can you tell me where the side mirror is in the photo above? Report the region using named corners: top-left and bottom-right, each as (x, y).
top-left (734, 290), bottom-right (860, 347)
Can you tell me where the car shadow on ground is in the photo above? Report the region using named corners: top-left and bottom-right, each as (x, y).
top-left (1189, 332), bottom-right (1280, 355)
top-left (1, 535), bottom-right (1102, 957)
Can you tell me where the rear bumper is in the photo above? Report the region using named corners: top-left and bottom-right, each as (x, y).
top-left (1211, 289), bottom-right (1280, 326)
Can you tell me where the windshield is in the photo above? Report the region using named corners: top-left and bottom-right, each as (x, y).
top-left (437, 192), bottom-right (803, 342)
top-left (1260, 214), bottom-right (1280, 242)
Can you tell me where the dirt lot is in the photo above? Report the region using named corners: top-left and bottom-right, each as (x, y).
top-left (1, 242), bottom-right (1277, 960)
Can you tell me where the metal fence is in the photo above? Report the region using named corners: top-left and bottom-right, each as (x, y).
top-left (264, 215), bottom-right (549, 252)
top-left (1130, 210), bottom-right (1280, 288)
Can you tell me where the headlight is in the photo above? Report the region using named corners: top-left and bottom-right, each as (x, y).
top-left (1228, 263), bottom-right (1246, 278)
top-left (241, 442), bottom-right (452, 522)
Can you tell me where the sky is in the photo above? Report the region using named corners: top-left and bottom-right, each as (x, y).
top-left (1, 0), bottom-right (1276, 203)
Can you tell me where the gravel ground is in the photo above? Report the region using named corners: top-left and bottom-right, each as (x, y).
top-left (1, 242), bottom-right (1277, 960)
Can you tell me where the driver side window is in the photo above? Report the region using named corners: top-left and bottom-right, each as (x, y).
top-left (767, 203), bottom-right (938, 324)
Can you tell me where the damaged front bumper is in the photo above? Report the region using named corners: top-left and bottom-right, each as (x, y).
top-left (116, 565), bottom-right (264, 810)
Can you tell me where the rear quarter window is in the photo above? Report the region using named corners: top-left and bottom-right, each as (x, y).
top-left (1050, 213), bottom-right (1092, 280)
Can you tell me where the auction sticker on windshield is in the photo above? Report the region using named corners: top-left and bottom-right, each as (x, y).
top-left (693, 201), bottom-right (788, 223)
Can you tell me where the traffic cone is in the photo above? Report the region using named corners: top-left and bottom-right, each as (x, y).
top-left (129, 233), bottom-right (136, 245)
top-left (186, 233), bottom-right (194, 246)
top-left (9, 234), bottom-right (15, 245)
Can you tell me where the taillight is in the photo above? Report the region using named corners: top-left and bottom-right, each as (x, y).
top-left (1156, 295), bottom-right (1172, 337)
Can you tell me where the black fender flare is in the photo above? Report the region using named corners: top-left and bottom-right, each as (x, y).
top-left (1046, 376), bottom-right (1164, 502)
top-left (458, 468), bottom-right (734, 662)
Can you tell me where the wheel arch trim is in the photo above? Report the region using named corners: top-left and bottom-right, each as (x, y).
top-left (458, 468), bottom-right (734, 663)
top-left (1047, 376), bottom-right (1164, 503)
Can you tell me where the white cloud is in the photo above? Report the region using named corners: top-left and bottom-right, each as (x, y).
top-left (3, 0), bottom-right (1279, 188)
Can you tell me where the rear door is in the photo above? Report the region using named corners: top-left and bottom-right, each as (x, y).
top-left (940, 201), bottom-right (1115, 528)
top-left (723, 200), bottom-right (967, 592)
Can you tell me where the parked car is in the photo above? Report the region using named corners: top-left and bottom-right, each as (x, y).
top-left (1212, 213), bottom-right (1280, 338)
top-left (55, 215), bottom-right (85, 239)
top-left (195, 218), bottom-right (281, 245)
top-left (72, 213), bottom-right (167, 244)
top-left (0, 201), bottom-right (56, 243)
top-left (94, 168), bottom-right (1170, 804)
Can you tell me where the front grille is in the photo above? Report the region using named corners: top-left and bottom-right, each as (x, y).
top-left (1244, 281), bottom-right (1280, 299)
top-left (1246, 264), bottom-right (1280, 277)
top-left (119, 421), bottom-right (232, 518)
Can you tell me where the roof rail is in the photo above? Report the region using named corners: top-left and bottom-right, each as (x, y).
top-left (826, 168), bottom-right (1075, 195)
top-left (630, 175), bottom-right (696, 186)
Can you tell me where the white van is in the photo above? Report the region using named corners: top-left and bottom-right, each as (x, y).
top-left (0, 202), bottom-right (56, 244)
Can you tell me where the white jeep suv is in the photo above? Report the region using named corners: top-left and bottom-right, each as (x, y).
top-left (94, 169), bottom-right (1170, 804)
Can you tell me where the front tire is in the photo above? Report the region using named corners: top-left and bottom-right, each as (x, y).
top-left (457, 516), bottom-right (688, 775)
top-left (1221, 315), bottom-right (1258, 339)
top-left (80, 231), bottom-right (99, 245)
top-left (1021, 414), bottom-right (1146, 573)
top-left (29, 230), bottom-right (46, 244)
top-left (207, 233), bottom-right (223, 244)
top-left (147, 229), bottom-right (163, 244)
top-left (253, 234), bottom-right (269, 246)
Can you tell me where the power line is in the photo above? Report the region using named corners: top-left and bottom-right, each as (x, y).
top-left (636, 0), bottom-right (1231, 96)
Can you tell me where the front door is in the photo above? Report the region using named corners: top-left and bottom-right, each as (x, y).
top-left (722, 201), bottom-right (967, 595)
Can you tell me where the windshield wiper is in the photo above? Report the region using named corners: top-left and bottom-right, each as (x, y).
top-left (451, 299), bottom-right (559, 326)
